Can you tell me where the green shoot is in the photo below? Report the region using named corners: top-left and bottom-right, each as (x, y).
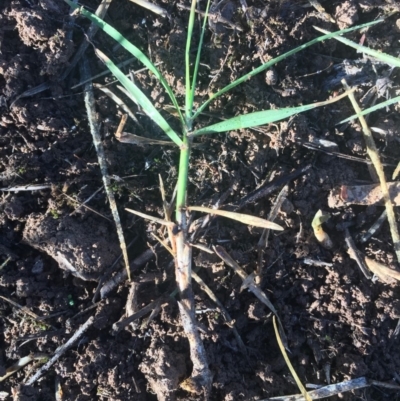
top-left (314, 26), bottom-right (400, 68)
top-left (65, 0), bottom-right (388, 392)
top-left (339, 95), bottom-right (400, 125)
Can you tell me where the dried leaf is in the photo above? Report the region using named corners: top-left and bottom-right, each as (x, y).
top-left (125, 208), bottom-right (175, 227)
top-left (365, 257), bottom-right (400, 283)
top-left (188, 206), bottom-right (284, 230)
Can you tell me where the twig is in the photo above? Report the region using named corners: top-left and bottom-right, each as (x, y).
top-left (263, 376), bottom-right (369, 400)
top-left (358, 210), bottom-right (387, 243)
top-left (213, 245), bottom-right (289, 350)
top-left (25, 316), bottom-right (94, 385)
top-left (69, 186), bottom-right (104, 216)
top-left (302, 141), bottom-right (396, 166)
top-left (99, 248), bottom-right (155, 299)
top-left (237, 164), bottom-right (311, 210)
top-left (115, 113), bottom-right (128, 139)
top-left (94, 84), bottom-right (142, 128)
top-left (192, 271), bottom-right (248, 357)
top-left (0, 295), bottom-right (54, 328)
top-left (80, 56), bottom-right (131, 280)
top-left (328, 182), bottom-right (400, 208)
top-left (112, 295), bottom-right (169, 334)
top-left (345, 228), bottom-right (372, 280)
top-left (63, 192), bottom-right (112, 221)
top-left (257, 185), bottom-right (288, 282)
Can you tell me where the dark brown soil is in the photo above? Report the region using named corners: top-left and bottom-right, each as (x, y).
top-left (1, 0), bottom-right (400, 400)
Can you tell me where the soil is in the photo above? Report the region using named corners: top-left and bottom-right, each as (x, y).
top-left (1, 0), bottom-right (400, 400)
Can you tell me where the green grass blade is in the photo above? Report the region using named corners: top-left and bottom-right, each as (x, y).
top-left (189, 0), bottom-right (212, 114)
top-left (185, 0), bottom-right (198, 122)
top-left (338, 95), bottom-right (400, 124)
top-left (190, 90), bottom-right (353, 137)
top-left (96, 49), bottom-right (183, 147)
top-left (314, 26), bottom-right (400, 67)
top-left (65, 0), bottom-right (185, 126)
top-left (193, 18), bottom-right (383, 119)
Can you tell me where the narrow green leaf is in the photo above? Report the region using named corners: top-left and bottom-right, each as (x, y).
top-left (189, 0), bottom-right (212, 114)
top-left (95, 49), bottom-right (183, 147)
top-left (65, 0), bottom-right (185, 126)
top-left (338, 95), bottom-right (400, 124)
top-left (193, 18), bottom-right (383, 119)
top-left (191, 90), bottom-right (353, 136)
top-left (185, 0), bottom-right (198, 121)
top-left (314, 26), bottom-right (400, 68)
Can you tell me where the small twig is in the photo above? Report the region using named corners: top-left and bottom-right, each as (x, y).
top-left (115, 113), bottom-right (128, 140)
top-left (213, 245), bottom-right (289, 350)
top-left (63, 192), bottom-right (112, 221)
top-left (237, 164), bottom-right (311, 210)
top-left (192, 271), bottom-right (248, 357)
top-left (345, 228), bottom-right (372, 280)
top-left (308, 0), bottom-right (335, 23)
top-left (358, 210), bottom-right (387, 243)
top-left (99, 248), bottom-right (156, 299)
top-left (26, 316), bottom-right (94, 385)
top-left (302, 142), bottom-right (396, 166)
top-left (0, 295), bottom-right (51, 327)
top-left (94, 84), bottom-right (142, 128)
top-left (69, 186), bottom-right (104, 216)
top-left (112, 296), bottom-right (169, 334)
top-left (263, 376), bottom-right (369, 400)
top-left (80, 56), bottom-right (131, 280)
top-left (92, 235), bottom-right (137, 303)
top-left (257, 185), bottom-right (288, 282)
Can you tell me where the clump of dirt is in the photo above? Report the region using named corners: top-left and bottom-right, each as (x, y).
top-left (139, 338), bottom-right (187, 401)
top-left (23, 212), bottom-right (120, 281)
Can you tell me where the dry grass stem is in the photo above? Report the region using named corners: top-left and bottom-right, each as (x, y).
top-left (273, 316), bottom-right (312, 401)
top-left (342, 79), bottom-right (400, 263)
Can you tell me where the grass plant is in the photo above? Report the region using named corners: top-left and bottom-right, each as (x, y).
top-left (65, 0), bottom-right (385, 394)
